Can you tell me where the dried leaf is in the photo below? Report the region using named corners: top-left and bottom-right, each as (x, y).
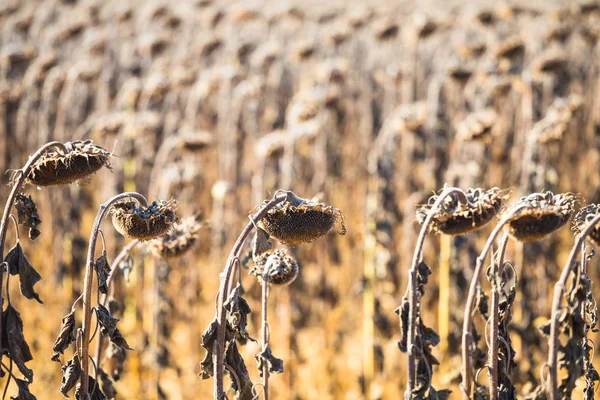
top-left (252, 227), bottom-right (271, 260)
top-left (97, 369), bottom-right (117, 399)
top-left (75, 376), bottom-right (107, 400)
top-left (199, 318), bottom-right (218, 379)
top-left (5, 243), bottom-right (22, 275)
top-left (224, 284), bottom-right (255, 343)
top-left (225, 341), bottom-right (254, 400)
top-left (59, 354), bottom-right (81, 397)
top-left (421, 326), bottom-right (440, 347)
top-left (10, 379), bottom-right (37, 400)
top-left (255, 346), bottom-right (283, 377)
top-left (51, 310), bottom-right (76, 362)
top-left (94, 252), bottom-right (111, 295)
top-left (15, 193), bottom-right (41, 241)
top-left (4, 243), bottom-right (43, 303)
top-left (416, 261), bottom-right (432, 294)
top-left (427, 388), bottom-right (452, 400)
top-left (95, 305), bottom-right (132, 350)
top-left (395, 297), bottom-right (409, 353)
top-left (2, 305), bottom-right (34, 381)
top-left (199, 352), bottom-right (214, 380)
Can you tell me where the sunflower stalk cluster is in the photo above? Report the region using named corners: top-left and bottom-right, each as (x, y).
top-left (529, 205), bottom-right (600, 400)
top-left (405, 186), bottom-right (510, 399)
top-left (51, 192), bottom-right (178, 399)
top-left (0, 140), bottom-right (113, 399)
top-left (200, 191), bottom-right (344, 399)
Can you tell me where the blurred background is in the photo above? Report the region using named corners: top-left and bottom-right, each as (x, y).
top-left (0, 0), bottom-right (599, 398)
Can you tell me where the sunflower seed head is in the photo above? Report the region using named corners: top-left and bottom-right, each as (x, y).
top-left (250, 249), bottom-right (299, 286)
top-left (25, 140), bottom-right (112, 186)
top-left (149, 214), bottom-right (203, 258)
top-left (258, 195), bottom-right (345, 245)
top-left (416, 187), bottom-right (511, 235)
top-left (111, 199), bottom-right (178, 241)
top-left (506, 192), bottom-right (579, 242)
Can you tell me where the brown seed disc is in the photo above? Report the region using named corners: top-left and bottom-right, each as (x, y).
top-left (111, 199), bottom-right (177, 241)
top-left (250, 249), bottom-right (299, 286)
top-left (572, 204), bottom-right (600, 247)
top-left (150, 215), bottom-right (202, 259)
top-left (507, 212), bottom-right (569, 242)
top-left (26, 140), bottom-right (112, 186)
top-left (259, 202), bottom-right (341, 245)
top-left (416, 187), bottom-right (510, 235)
top-left (506, 192), bottom-right (578, 242)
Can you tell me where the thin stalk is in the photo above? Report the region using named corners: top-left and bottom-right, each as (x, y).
top-left (0, 141), bottom-right (67, 358)
top-left (487, 234), bottom-right (510, 400)
top-left (93, 239), bottom-right (141, 366)
top-left (547, 213), bottom-right (600, 400)
top-left (404, 187), bottom-right (469, 399)
top-left (261, 277), bottom-right (270, 400)
top-left (80, 192), bottom-right (148, 397)
top-left (213, 191), bottom-right (291, 399)
top-left (461, 205), bottom-right (527, 399)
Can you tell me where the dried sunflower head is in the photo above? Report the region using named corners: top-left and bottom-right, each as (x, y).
top-left (506, 192), bottom-right (578, 242)
top-left (416, 187), bottom-right (511, 235)
top-left (24, 140), bottom-right (112, 186)
top-left (111, 199), bottom-right (178, 241)
top-left (250, 249), bottom-right (299, 286)
top-left (258, 192), bottom-right (345, 245)
top-left (176, 130), bottom-right (214, 152)
top-left (150, 214), bottom-right (203, 259)
top-left (572, 204), bottom-right (600, 246)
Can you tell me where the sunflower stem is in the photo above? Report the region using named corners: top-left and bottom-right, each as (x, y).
top-left (93, 239), bottom-right (141, 367)
top-left (461, 205), bottom-right (527, 399)
top-left (487, 234), bottom-right (509, 400)
top-left (404, 187), bottom-right (468, 399)
top-left (547, 213), bottom-right (600, 400)
top-left (0, 141), bottom-right (67, 363)
top-left (261, 276), bottom-right (270, 400)
top-left (213, 191), bottom-right (291, 399)
top-left (80, 193), bottom-right (147, 398)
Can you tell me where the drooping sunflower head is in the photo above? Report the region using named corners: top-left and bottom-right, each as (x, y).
top-left (149, 214), bottom-right (203, 258)
top-left (250, 249), bottom-right (299, 286)
top-left (506, 191), bottom-right (579, 242)
top-left (416, 187), bottom-right (510, 235)
top-left (258, 192), bottom-right (345, 245)
top-left (24, 140), bottom-right (112, 186)
top-left (111, 199), bottom-right (178, 241)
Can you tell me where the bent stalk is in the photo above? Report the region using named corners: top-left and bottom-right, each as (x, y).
top-left (213, 191), bottom-right (291, 399)
top-left (546, 213), bottom-right (600, 400)
top-left (80, 193), bottom-right (147, 397)
top-left (461, 205), bottom-right (526, 399)
top-left (0, 141), bottom-right (67, 361)
top-left (93, 239), bottom-right (141, 366)
top-left (404, 187), bottom-right (469, 398)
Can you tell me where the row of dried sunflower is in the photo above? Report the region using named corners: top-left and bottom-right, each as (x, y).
top-left (404, 186), bottom-right (600, 400)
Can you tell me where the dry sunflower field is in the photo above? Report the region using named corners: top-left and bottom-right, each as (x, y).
top-left (0, 0), bottom-right (599, 399)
